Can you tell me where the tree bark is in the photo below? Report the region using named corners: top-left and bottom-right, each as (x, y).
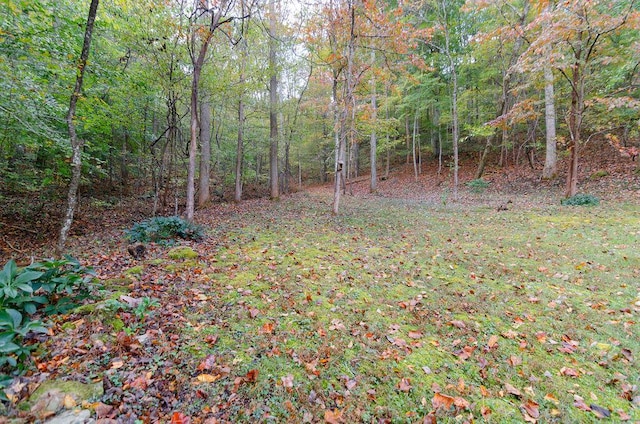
top-left (57, 0), bottom-right (99, 255)
top-left (412, 112), bottom-right (418, 182)
top-left (369, 50), bottom-right (377, 193)
top-left (198, 98), bottom-right (211, 206)
top-left (542, 63), bottom-right (557, 179)
top-left (566, 64), bottom-right (583, 198)
top-left (268, 0), bottom-right (279, 200)
top-left (186, 0), bottom-right (227, 221)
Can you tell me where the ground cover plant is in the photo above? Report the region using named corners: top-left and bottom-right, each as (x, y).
top-left (5, 189), bottom-right (638, 422)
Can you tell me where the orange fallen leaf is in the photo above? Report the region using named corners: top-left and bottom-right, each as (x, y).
top-left (171, 412), bottom-right (191, 424)
top-left (487, 335), bottom-right (499, 348)
top-left (432, 392), bottom-right (455, 410)
top-left (196, 374), bottom-right (220, 383)
top-left (245, 369), bottom-right (259, 383)
top-left (324, 408), bottom-right (343, 423)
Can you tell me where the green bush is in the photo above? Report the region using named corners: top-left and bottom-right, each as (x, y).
top-left (125, 216), bottom-right (204, 243)
top-left (561, 193), bottom-right (600, 206)
top-left (0, 257), bottom-right (93, 377)
top-left (466, 178), bottom-right (490, 193)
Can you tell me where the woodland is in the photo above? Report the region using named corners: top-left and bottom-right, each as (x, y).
top-left (0, 0), bottom-right (640, 422)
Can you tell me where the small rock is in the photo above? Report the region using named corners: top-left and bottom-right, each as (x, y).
top-left (43, 409), bottom-right (94, 424)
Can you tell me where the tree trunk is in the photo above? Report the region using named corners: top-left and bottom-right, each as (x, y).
top-left (198, 98), bottom-right (211, 206)
top-left (412, 112), bottom-right (418, 182)
top-left (269, 0), bottom-right (279, 200)
top-left (235, 97), bottom-right (245, 202)
top-left (542, 63), bottom-right (557, 179)
top-left (57, 0), bottom-right (99, 255)
top-left (370, 59), bottom-right (377, 193)
top-left (186, 1), bottom-right (227, 221)
top-left (565, 65), bottom-right (583, 198)
top-left (451, 62), bottom-right (459, 199)
top-left (475, 136), bottom-right (493, 180)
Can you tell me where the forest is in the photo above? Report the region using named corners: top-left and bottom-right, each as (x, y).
top-left (1, 0), bottom-right (639, 422)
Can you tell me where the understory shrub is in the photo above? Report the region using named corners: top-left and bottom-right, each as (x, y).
top-left (0, 257), bottom-right (93, 380)
top-left (125, 216), bottom-right (204, 243)
top-left (561, 193), bottom-right (600, 206)
top-left (466, 178), bottom-right (490, 193)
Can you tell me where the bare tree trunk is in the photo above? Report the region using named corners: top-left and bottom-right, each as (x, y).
top-left (542, 63), bottom-right (557, 179)
top-left (269, 0), bottom-right (279, 199)
top-left (57, 0), bottom-right (99, 254)
top-left (235, 98), bottom-right (245, 202)
top-left (566, 65), bottom-right (583, 198)
top-left (370, 61), bottom-right (377, 193)
top-left (412, 112), bottom-right (418, 182)
top-left (186, 0), bottom-right (228, 221)
top-left (198, 98), bottom-right (211, 206)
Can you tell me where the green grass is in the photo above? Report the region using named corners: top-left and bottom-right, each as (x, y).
top-left (56, 193), bottom-right (640, 422)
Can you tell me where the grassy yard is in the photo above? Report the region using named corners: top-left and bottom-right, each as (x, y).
top-left (33, 191), bottom-right (640, 422)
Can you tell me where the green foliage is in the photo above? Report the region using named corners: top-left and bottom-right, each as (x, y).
top-left (0, 309), bottom-right (46, 372)
top-left (0, 257), bottom-right (93, 376)
top-left (465, 178), bottom-right (490, 193)
top-left (125, 216), bottom-right (204, 243)
top-left (561, 193), bottom-right (600, 206)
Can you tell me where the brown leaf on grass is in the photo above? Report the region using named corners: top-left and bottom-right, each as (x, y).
top-left (574, 395), bottom-right (591, 411)
top-left (508, 355), bottom-right (522, 366)
top-left (449, 320), bottom-right (466, 329)
top-left (197, 354), bottom-right (216, 371)
top-left (260, 322), bottom-right (274, 334)
top-left (544, 393), bottom-right (559, 405)
top-left (196, 374), bottom-right (221, 383)
top-left (590, 404), bottom-right (611, 419)
top-left (453, 397), bottom-right (470, 410)
top-left (398, 378), bottom-right (412, 392)
top-left (560, 367), bottom-right (580, 377)
top-left (535, 332), bottom-right (547, 343)
top-left (454, 345), bottom-right (475, 360)
top-left (408, 331), bottom-right (423, 339)
top-left (505, 383), bottom-right (522, 397)
top-left (480, 385), bottom-right (490, 397)
top-left (432, 392), bottom-right (455, 410)
top-left (249, 308), bottom-right (260, 319)
top-left (620, 348), bottom-right (633, 362)
top-left (205, 334), bottom-right (218, 346)
top-left (521, 399), bottom-right (540, 419)
top-left (481, 406), bottom-right (492, 419)
top-left (487, 335), bottom-right (499, 348)
top-left (345, 379), bottom-right (357, 390)
top-left (245, 369), bottom-right (259, 383)
top-left (324, 409), bottom-right (343, 423)
top-left (422, 412), bottom-right (437, 424)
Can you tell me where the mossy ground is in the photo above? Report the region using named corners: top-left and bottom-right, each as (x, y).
top-left (40, 192), bottom-right (639, 422)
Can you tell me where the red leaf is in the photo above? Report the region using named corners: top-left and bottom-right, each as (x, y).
top-left (171, 412), bottom-right (191, 424)
top-left (245, 369), bottom-right (259, 383)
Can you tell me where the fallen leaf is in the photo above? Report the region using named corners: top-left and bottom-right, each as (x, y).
top-left (432, 392), bottom-right (455, 410)
top-left (505, 383), bottom-right (522, 397)
top-left (171, 412), bottom-right (191, 424)
top-left (481, 406), bottom-right (492, 418)
top-left (521, 399), bottom-right (540, 418)
top-left (324, 408), bottom-right (343, 423)
top-left (245, 369), bottom-right (259, 383)
top-left (398, 378), bottom-right (412, 392)
top-left (260, 322), bottom-right (274, 334)
top-left (63, 394), bottom-right (76, 408)
top-left (249, 308), bottom-right (260, 319)
top-left (197, 355), bottom-right (217, 371)
top-left (281, 374), bottom-right (294, 388)
top-left (408, 331), bottom-right (423, 339)
top-left (487, 335), bottom-right (499, 348)
top-left (422, 412), bottom-right (437, 424)
top-left (196, 374), bottom-right (220, 383)
top-left (620, 348), bottom-right (633, 362)
top-left (544, 393), bottom-right (559, 405)
top-left (345, 379), bottom-right (357, 390)
top-left (450, 320), bottom-right (466, 329)
top-left (574, 395), bottom-right (591, 411)
top-left (508, 355), bottom-right (522, 366)
top-left (453, 397), bottom-right (470, 410)
top-left (560, 367), bottom-right (580, 377)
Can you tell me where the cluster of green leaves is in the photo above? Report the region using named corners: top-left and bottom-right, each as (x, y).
top-left (561, 193), bottom-right (600, 206)
top-left (125, 216), bottom-right (204, 243)
top-left (465, 178), bottom-right (490, 193)
top-left (0, 257), bottom-right (94, 378)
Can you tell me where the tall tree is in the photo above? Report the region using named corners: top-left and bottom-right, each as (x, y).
top-left (268, 0), bottom-right (279, 199)
top-left (57, 0), bottom-right (100, 254)
top-left (185, 0), bottom-right (234, 221)
top-left (198, 97), bottom-right (212, 206)
top-left (520, 0), bottom-right (638, 197)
